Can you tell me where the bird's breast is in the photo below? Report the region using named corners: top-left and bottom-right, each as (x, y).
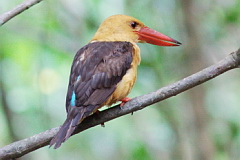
top-left (104, 44), bottom-right (141, 106)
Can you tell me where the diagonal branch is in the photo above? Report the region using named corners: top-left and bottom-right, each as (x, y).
top-left (0, 0), bottom-right (43, 26)
top-left (0, 48), bottom-right (239, 159)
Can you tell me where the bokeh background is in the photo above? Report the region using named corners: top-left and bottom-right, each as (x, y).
top-left (1, 0), bottom-right (240, 160)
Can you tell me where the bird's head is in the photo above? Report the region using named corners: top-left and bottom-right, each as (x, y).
top-left (92, 15), bottom-right (181, 46)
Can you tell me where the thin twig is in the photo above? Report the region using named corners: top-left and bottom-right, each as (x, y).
top-left (0, 81), bottom-right (19, 142)
top-left (0, 48), bottom-right (239, 160)
top-left (0, 0), bottom-right (43, 26)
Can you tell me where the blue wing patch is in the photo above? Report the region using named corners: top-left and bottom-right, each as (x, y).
top-left (70, 91), bottom-right (76, 106)
top-left (70, 75), bottom-right (81, 107)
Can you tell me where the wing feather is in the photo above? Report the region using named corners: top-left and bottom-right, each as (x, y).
top-left (66, 41), bottom-right (133, 110)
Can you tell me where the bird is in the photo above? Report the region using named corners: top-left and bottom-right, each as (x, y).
top-left (50, 14), bottom-right (181, 149)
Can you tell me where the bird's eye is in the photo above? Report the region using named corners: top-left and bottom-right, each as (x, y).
top-left (130, 21), bottom-right (137, 29)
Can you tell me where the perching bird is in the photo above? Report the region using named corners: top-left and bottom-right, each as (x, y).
top-left (50, 15), bottom-right (181, 149)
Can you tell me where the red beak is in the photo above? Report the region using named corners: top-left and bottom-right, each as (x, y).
top-left (136, 26), bottom-right (181, 46)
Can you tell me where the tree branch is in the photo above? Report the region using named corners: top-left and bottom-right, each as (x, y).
top-left (0, 49), bottom-right (239, 159)
top-left (0, 0), bottom-right (43, 26)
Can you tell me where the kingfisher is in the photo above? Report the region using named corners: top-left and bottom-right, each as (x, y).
top-left (50, 15), bottom-right (181, 149)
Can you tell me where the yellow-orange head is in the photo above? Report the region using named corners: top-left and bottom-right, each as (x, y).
top-left (92, 15), bottom-right (181, 46)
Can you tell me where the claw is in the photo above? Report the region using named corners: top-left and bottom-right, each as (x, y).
top-left (120, 97), bottom-right (131, 108)
top-left (101, 123), bottom-right (105, 127)
top-left (95, 110), bottom-right (105, 127)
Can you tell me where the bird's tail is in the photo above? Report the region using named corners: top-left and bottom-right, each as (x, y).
top-left (49, 105), bottom-right (97, 149)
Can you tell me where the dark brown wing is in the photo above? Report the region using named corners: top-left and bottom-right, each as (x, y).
top-left (66, 41), bottom-right (133, 110)
top-left (50, 41), bottom-right (133, 149)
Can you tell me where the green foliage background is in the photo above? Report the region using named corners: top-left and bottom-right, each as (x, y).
top-left (0, 0), bottom-right (240, 159)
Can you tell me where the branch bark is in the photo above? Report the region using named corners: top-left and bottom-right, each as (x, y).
top-left (0, 0), bottom-right (43, 26)
top-left (0, 49), bottom-right (239, 159)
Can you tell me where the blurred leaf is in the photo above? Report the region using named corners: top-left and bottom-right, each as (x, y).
top-left (129, 142), bottom-right (153, 160)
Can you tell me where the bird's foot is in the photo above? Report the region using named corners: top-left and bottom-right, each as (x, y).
top-left (95, 110), bottom-right (105, 127)
top-left (120, 97), bottom-right (131, 108)
top-left (100, 123), bottom-right (105, 127)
